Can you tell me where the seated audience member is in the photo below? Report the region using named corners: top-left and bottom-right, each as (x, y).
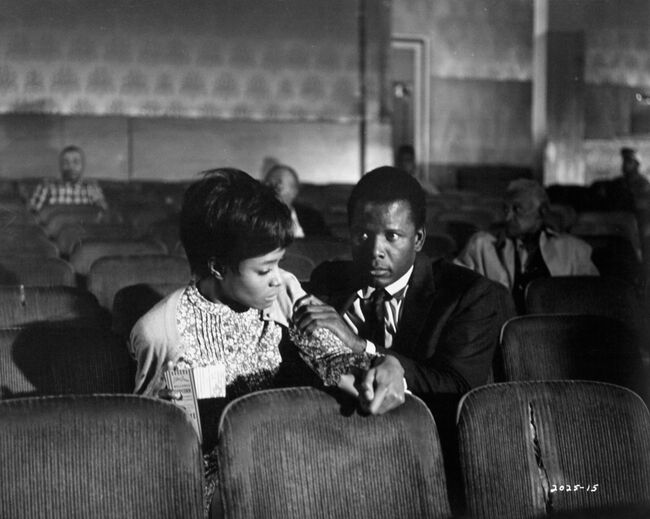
top-left (298, 167), bottom-right (510, 426)
top-left (395, 144), bottom-right (439, 195)
top-left (29, 145), bottom-right (108, 213)
top-left (297, 167), bottom-right (512, 510)
top-left (130, 168), bottom-right (403, 407)
top-left (264, 164), bottom-right (330, 237)
top-left (129, 168), bottom-right (404, 511)
top-left (455, 178), bottom-right (598, 313)
top-left (592, 147), bottom-right (650, 211)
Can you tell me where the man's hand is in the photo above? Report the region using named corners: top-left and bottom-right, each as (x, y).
top-left (293, 294), bottom-right (367, 353)
top-left (359, 355), bottom-right (406, 415)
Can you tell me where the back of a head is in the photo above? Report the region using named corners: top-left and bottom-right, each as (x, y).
top-left (263, 164), bottom-right (300, 206)
top-left (395, 144), bottom-right (415, 162)
top-left (347, 166), bottom-right (426, 228)
top-left (264, 164), bottom-right (299, 185)
top-left (621, 147), bottom-right (642, 173)
top-left (621, 147), bottom-right (639, 161)
top-left (180, 168), bottom-right (293, 277)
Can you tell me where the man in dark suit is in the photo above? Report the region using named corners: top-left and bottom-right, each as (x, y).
top-left (264, 164), bottom-right (331, 237)
top-left (294, 166), bottom-right (513, 507)
top-left (296, 166), bottom-right (512, 404)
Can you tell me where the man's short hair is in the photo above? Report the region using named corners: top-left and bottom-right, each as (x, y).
top-left (264, 164), bottom-right (299, 184)
top-left (180, 168), bottom-right (293, 277)
top-left (60, 145), bottom-right (84, 158)
top-left (505, 178), bottom-right (549, 210)
top-left (395, 144), bottom-right (415, 159)
top-left (347, 166), bottom-right (426, 228)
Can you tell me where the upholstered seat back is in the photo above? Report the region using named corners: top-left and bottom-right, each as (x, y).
top-left (458, 381), bottom-right (650, 519)
top-left (214, 387), bottom-right (452, 519)
top-left (0, 395), bottom-right (204, 518)
top-left (499, 314), bottom-right (646, 397)
top-left (0, 286), bottom-right (105, 328)
top-left (0, 325), bottom-right (135, 399)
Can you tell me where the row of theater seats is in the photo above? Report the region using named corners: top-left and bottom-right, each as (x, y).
top-left (0, 183), bottom-right (648, 517)
top-left (0, 288), bottom-right (650, 398)
top-left (1, 382), bottom-right (648, 519)
top-left (2, 178), bottom-right (648, 289)
top-left (0, 276), bottom-right (647, 401)
top-left (1, 183), bottom-right (648, 517)
top-left (0, 204), bottom-right (645, 300)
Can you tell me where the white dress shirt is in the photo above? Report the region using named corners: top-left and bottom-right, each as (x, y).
top-left (344, 265), bottom-right (414, 353)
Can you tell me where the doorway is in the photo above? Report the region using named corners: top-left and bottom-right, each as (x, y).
top-left (389, 36), bottom-right (430, 174)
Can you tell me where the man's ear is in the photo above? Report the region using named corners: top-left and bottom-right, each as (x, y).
top-left (208, 258), bottom-right (226, 280)
top-left (414, 226), bottom-right (426, 252)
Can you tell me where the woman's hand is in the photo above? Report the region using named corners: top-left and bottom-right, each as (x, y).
top-left (293, 294), bottom-right (367, 353)
top-left (158, 360), bottom-right (182, 401)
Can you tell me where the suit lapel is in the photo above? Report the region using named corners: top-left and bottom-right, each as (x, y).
top-left (392, 254), bottom-right (436, 356)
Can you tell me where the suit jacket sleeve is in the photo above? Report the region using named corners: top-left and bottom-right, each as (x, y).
top-left (392, 277), bottom-right (511, 396)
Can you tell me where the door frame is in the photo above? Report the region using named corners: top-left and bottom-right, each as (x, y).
top-left (390, 34), bottom-right (431, 176)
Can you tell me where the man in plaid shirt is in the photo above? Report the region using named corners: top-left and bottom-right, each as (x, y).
top-left (29, 145), bottom-right (108, 212)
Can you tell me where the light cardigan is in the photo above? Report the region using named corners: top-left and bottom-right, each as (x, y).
top-left (454, 228), bottom-right (599, 291)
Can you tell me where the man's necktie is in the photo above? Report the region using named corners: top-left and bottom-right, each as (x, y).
top-left (365, 288), bottom-right (390, 348)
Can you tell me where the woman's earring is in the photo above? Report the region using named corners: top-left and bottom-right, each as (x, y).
top-left (209, 262), bottom-right (224, 280)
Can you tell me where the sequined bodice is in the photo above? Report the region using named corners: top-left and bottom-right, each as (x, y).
top-left (175, 284), bottom-right (282, 397)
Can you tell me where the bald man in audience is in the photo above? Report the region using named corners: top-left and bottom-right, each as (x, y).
top-left (29, 145), bottom-right (107, 213)
top-left (455, 178), bottom-right (598, 313)
top-left (264, 164), bottom-right (330, 238)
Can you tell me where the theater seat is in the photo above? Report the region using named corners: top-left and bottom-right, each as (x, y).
top-left (0, 325), bottom-right (135, 399)
top-left (576, 234), bottom-right (644, 290)
top-left (212, 387), bottom-right (451, 519)
top-left (0, 232), bottom-right (59, 257)
top-left (422, 232), bottom-right (457, 259)
top-left (0, 286), bottom-right (106, 328)
top-left (39, 204), bottom-right (105, 238)
top-left (287, 237), bottom-right (351, 266)
top-left (0, 395), bottom-right (203, 518)
top-left (524, 276), bottom-right (643, 331)
top-left (87, 254), bottom-right (190, 309)
top-left (0, 256), bottom-right (75, 287)
top-left (69, 239), bottom-right (168, 278)
top-left (279, 252), bottom-right (315, 282)
top-left (499, 314), bottom-right (646, 399)
top-left (457, 381), bottom-right (650, 519)
top-left (56, 222), bottom-right (137, 258)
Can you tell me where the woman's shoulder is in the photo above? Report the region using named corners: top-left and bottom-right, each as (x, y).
top-left (264, 269), bottom-right (307, 327)
top-left (132, 287), bottom-right (185, 341)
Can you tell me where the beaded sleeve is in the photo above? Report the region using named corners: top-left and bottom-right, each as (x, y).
top-left (287, 325), bottom-right (380, 386)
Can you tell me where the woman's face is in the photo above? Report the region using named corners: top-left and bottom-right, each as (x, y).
top-left (219, 248), bottom-right (285, 310)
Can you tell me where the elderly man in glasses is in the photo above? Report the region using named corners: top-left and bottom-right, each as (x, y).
top-left (455, 178), bottom-right (598, 313)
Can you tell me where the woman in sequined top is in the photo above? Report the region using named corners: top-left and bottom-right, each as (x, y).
top-left (129, 168), bottom-right (386, 409)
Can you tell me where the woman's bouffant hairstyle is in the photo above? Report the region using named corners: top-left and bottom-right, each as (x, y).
top-left (347, 166), bottom-right (426, 228)
top-left (180, 168), bottom-right (293, 277)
